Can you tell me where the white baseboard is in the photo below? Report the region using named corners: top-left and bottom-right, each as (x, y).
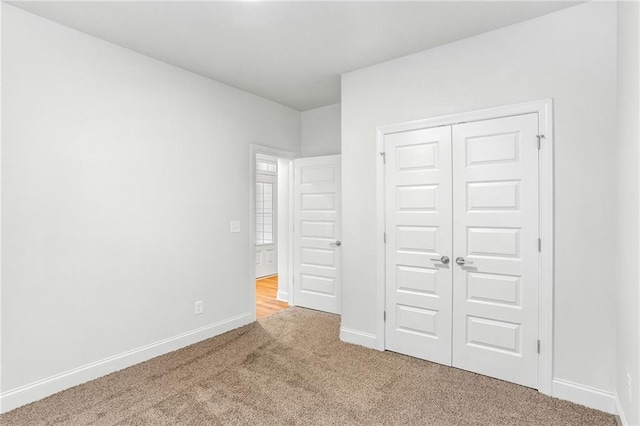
top-left (0, 312), bottom-right (253, 414)
top-left (339, 327), bottom-right (378, 349)
top-left (276, 290), bottom-right (289, 303)
top-left (552, 378), bottom-right (617, 415)
top-left (614, 394), bottom-right (630, 426)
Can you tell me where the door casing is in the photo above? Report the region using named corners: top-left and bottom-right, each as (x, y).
top-left (375, 99), bottom-right (554, 395)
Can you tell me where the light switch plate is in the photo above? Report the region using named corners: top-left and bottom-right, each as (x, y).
top-left (230, 221), bottom-right (241, 233)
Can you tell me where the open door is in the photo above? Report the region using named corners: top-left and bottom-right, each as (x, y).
top-left (293, 155), bottom-right (342, 314)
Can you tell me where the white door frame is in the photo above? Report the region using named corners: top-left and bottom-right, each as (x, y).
top-left (375, 99), bottom-right (554, 395)
top-left (249, 144), bottom-right (298, 321)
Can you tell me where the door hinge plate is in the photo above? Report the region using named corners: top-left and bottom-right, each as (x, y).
top-left (538, 238), bottom-right (542, 252)
top-left (379, 152), bottom-right (386, 164)
top-left (384, 311), bottom-right (386, 321)
top-left (537, 339), bottom-right (541, 354)
top-left (384, 232), bottom-right (386, 244)
top-left (536, 134), bottom-right (545, 150)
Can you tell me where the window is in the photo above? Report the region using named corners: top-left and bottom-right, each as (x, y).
top-left (256, 182), bottom-right (274, 245)
top-left (257, 160), bottom-right (277, 174)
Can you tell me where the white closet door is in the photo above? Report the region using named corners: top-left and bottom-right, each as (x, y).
top-left (451, 113), bottom-right (539, 388)
top-left (293, 155), bottom-right (342, 314)
top-left (384, 127), bottom-right (453, 365)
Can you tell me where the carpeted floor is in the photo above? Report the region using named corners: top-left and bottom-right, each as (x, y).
top-left (1, 307), bottom-right (616, 425)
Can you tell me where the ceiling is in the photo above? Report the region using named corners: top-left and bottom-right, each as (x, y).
top-left (8, 1), bottom-right (580, 111)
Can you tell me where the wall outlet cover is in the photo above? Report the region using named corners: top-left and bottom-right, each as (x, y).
top-left (230, 221), bottom-right (241, 233)
top-left (195, 301), bottom-right (203, 315)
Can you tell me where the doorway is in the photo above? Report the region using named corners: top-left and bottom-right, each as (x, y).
top-left (249, 147), bottom-right (344, 321)
top-left (250, 145), bottom-right (296, 321)
top-left (255, 154), bottom-right (278, 279)
top-left (376, 100), bottom-right (554, 394)
top-left (254, 154), bottom-right (286, 318)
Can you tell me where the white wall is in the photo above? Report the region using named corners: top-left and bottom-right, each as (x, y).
top-left (301, 103), bottom-right (341, 157)
top-left (616, 1), bottom-right (640, 424)
top-left (1, 4), bottom-right (300, 410)
top-left (341, 0), bottom-right (617, 401)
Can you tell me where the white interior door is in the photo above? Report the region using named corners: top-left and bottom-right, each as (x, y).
top-left (384, 127), bottom-right (453, 365)
top-left (452, 113), bottom-right (539, 388)
top-left (293, 155), bottom-right (342, 314)
top-left (255, 173), bottom-right (277, 278)
top-left (382, 112), bottom-right (540, 389)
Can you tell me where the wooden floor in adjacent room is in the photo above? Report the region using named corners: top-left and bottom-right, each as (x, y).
top-left (256, 275), bottom-right (288, 319)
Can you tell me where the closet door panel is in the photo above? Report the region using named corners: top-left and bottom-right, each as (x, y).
top-left (384, 126), bottom-right (453, 366)
top-left (451, 113), bottom-right (540, 389)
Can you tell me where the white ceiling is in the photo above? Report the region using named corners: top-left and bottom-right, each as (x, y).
top-left (8, 1), bottom-right (580, 111)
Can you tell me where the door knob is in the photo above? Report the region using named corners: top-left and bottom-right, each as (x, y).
top-left (456, 257), bottom-right (473, 266)
top-left (330, 241), bottom-right (342, 247)
top-left (430, 255), bottom-right (450, 264)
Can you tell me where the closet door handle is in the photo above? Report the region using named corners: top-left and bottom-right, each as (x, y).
top-left (456, 257), bottom-right (473, 266)
top-left (431, 255), bottom-right (450, 264)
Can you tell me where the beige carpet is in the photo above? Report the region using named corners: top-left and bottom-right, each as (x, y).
top-left (1, 307), bottom-right (615, 425)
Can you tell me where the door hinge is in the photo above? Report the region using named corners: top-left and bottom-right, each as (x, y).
top-left (538, 238), bottom-right (542, 252)
top-left (384, 311), bottom-right (386, 321)
top-left (384, 232), bottom-right (386, 244)
top-left (537, 339), bottom-right (541, 354)
top-left (536, 134), bottom-right (545, 150)
top-left (379, 152), bottom-right (386, 164)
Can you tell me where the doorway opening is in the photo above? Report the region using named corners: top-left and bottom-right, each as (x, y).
top-left (249, 147), bottom-right (343, 320)
top-left (250, 145), bottom-right (297, 321)
top-left (255, 153), bottom-right (286, 319)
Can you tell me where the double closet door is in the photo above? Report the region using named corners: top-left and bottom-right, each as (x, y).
top-left (384, 113), bottom-right (540, 389)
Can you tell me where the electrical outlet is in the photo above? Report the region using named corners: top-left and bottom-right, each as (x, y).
top-left (195, 301), bottom-right (203, 315)
top-left (627, 372), bottom-right (633, 404)
top-left (230, 221), bottom-right (241, 233)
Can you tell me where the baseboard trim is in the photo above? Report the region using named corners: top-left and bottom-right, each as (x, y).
top-left (614, 394), bottom-right (629, 426)
top-left (276, 290), bottom-right (289, 303)
top-left (0, 312), bottom-right (253, 414)
top-left (552, 378), bottom-right (617, 415)
top-left (339, 327), bottom-right (378, 349)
